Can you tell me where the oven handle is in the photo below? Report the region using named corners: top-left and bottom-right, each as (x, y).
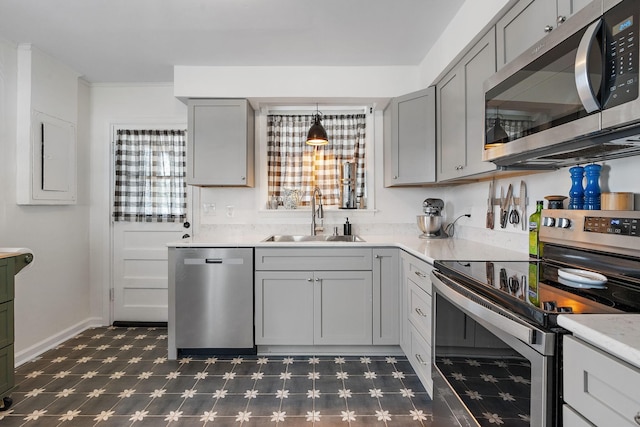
top-left (575, 18), bottom-right (602, 114)
top-left (432, 270), bottom-right (537, 346)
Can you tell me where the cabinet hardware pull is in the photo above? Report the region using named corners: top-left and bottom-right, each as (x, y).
top-left (415, 308), bottom-right (427, 317)
top-left (414, 271), bottom-right (426, 278)
top-left (557, 15), bottom-right (566, 25)
top-left (544, 25), bottom-right (554, 33)
top-left (315, 277), bottom-right (320, 282)
top-left (241, 176), bottom-right (246, 180)
top-left (415, 354), bottom-right (427, 365)
top-left (307, 278), bottom-right (313, 282)
top-left (634, 412), bottom-right (640, 425)
top-left (393, 175), bottom-right (398, 179)
top-left (375, 255), bottom-right (381, 259)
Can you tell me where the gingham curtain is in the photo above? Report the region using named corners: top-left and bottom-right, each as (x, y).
top-left (113, 129), bottom-right (187, 222)
top-left (267, 114), bottom-right (366, 206)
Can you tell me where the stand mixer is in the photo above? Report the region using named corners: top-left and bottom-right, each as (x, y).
top-left (417, 198), bottom-right (448, 239)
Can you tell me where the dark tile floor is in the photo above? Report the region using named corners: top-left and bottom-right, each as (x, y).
top-left (1, 327), bottom-right (433, 426)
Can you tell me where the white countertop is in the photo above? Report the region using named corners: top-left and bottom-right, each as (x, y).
top-left (558, 314), bottom-right (640, 368)
top-left (169, 234), bottom-right (529, 264)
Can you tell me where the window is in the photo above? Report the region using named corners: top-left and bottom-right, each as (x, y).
top-left (113, 129), bottom-right (187, 222)
top-left (266, 113), bottom-right (367, 207)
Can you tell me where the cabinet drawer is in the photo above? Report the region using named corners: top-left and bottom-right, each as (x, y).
top-left (0, 259), bottom-right (14, 304)
top-left (0, 344), bottom-right (14, 396)
top-left (409, 325), bottom-right (432, 395)
top-left (0, 302), bottom-right (13, 349)
top-left (564, 335), bottom-right (640, 427)
top-left (405, 256), bottom-right (432, 294)
top-left (255, 248), bottom-right (373, 271)
top-left (408, 281), bottom-right (431, 345)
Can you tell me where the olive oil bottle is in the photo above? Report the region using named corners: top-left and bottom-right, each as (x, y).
top-left (528, 200), bottom-right (544, 258)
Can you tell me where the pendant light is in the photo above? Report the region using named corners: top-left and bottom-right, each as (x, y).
top-left (485, 116), bottom-right (510, 148)
top-left (306, 104), bottom-right (329, 146)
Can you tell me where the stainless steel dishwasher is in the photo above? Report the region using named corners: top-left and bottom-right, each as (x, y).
top-left (169, 247), bottom-right (255, 357)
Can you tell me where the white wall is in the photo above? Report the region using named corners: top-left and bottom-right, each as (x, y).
top-left (0, 37), bottom-right (93, 363)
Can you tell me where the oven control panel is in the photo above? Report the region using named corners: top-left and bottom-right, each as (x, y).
top-left (584, 216), bottom-right (640, 236)
top-left (540, 210), bottom-right (640, 257)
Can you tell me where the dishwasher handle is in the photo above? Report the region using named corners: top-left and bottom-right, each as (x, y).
top-left (184, 258), bottom-right (245, 265)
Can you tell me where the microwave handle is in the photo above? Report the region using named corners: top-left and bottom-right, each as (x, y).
top-left (575, 19), bottom-right (602, 113)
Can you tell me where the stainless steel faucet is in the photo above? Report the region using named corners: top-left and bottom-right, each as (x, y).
top-left (311, 186), bottom-right (324, 235)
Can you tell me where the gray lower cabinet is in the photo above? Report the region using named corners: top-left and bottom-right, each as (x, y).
top-left (255, 271), bottom-right (314, 345)
top-left (383, 87), bottom-right (436, 187)
top-left (563, 335), bottom-right (640, 427)
top-left (400, 251), bottom-right (434, 395)
top-left (497, 0), bottom-right (590, 69)
top-left (372, 249), bottom-right (400, 345)
top-left (187, 98), bottom-right (255, 186)
top-left (314, 271), bottom-right (373, 345)
top-left (254, 248), bottom-right (375, 346)
top-left (437, 28), bottom-right (497, 181)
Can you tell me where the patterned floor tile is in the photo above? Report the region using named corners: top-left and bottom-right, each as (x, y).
top-left (1, 327), bottom-right (433, 426)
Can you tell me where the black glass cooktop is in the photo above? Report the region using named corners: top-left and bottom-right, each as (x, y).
top-left (434, 256), bottom-right (640, 328)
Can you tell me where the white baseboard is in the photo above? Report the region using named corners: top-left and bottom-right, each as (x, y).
top-left (14, 317), bottom-right (105, 367)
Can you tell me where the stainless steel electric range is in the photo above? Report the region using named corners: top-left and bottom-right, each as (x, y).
top-left (431, 209), bottom-right (640, 427)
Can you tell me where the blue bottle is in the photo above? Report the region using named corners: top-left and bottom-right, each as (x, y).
top-left (583, 164), bottom-right (602, 210)
top-left (568, 166), bottom-right (584, 210)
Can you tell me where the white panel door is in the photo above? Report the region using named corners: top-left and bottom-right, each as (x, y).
top-left (112, 222), bottom-right (188, 322)
top-left (111, 124), bottom-right (189, 323)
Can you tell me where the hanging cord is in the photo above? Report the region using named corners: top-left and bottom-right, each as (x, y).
top-left (444, 214), bottom-right (471, 238)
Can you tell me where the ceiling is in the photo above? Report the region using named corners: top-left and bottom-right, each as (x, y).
top-left (0, 0), bottom-right (465, 83)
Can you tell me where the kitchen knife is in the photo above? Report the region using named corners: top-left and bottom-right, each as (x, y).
top-left (500, 184), bottom-right (513, 228)
top-left (486, 181), bottom-right (494, 229)
top-left (519, 180), bottom-right (527, 231)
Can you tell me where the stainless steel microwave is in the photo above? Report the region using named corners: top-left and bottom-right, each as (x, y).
top-left (484, 0), bottom-right (640, 167)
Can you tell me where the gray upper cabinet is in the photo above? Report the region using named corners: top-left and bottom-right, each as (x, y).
top-left (187, 99), bottom-right (255, 187)
top-left (384, 87), bottom-right (436, 186)
top-left (497, 0), bottom-right (557, 68)
top-left (497, 0), bottom-right (590, 69)
top-left (557, 0), bottom-right (593, 24)
top-left (437, 28), bottom-right (497, 181)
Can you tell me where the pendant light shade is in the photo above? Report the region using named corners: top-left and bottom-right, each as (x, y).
top-left (485, 116), bottom-right (509, 148)
top-left (306, 105), bottom-right (329, 146)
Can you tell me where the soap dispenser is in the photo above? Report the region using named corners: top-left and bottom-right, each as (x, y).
top-left (343, 218), bottom-right (352, 236)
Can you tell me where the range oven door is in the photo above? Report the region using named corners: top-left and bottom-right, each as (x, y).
top-left (431, 271), bottom-right (557, 427)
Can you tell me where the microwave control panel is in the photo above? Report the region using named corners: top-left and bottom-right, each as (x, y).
top-left (603, 2), bottom-right (639, 109)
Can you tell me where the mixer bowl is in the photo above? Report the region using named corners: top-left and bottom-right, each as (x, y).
top-left (417, 214), bottom-right (442, 235)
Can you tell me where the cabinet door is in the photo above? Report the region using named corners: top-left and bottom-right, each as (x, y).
top-left (314, 271), bottom-right (373, 345)
top-left (437, 66), bottom-right (466, 181)
top-left (372, 249), bottom-right (399, 345)
top-left (187, 99), bottom-right (255, 186)
top-left (461, 28), bottom-right (498, 178)
top-left (255, 271), bottom-right (314, 345)
top-left (384, 87), bottom-right (436, 186)
top-left (496, 0), bottom-right (557, 68)
top-left (0, 344), bottom-right (14, 397)
top-left (557, 0), bottom-right (591, 24)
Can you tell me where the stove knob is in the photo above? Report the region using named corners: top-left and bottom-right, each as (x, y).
top-left (556, 217), bottom-right (571, 228)
top-left (542, 216), bottom-right (556, 227)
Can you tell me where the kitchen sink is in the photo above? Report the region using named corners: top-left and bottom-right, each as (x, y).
top-left (262, 234), bottom-right (365, 243)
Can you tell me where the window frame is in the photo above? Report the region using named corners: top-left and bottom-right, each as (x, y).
top-left (257, 105), bottom-right (375, 214)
